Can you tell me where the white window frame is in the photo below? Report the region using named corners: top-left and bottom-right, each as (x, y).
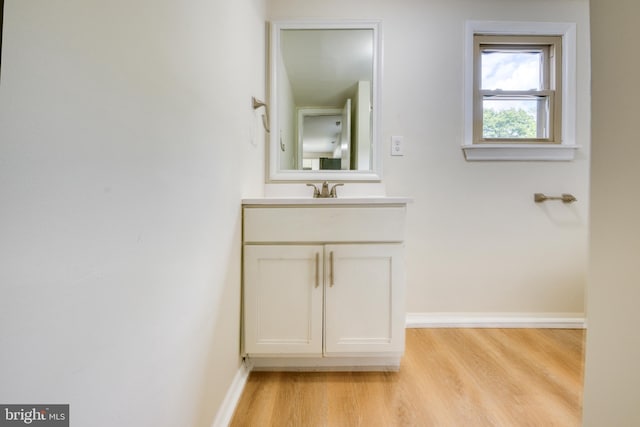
top-left (463, 21), bottom-right (579, 161)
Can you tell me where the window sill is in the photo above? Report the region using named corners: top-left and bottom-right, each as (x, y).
top-left (462, 143), bottom-right (580, 161)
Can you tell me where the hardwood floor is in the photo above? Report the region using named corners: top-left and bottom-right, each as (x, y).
top-left (230, 328), bottom-right (585, 427)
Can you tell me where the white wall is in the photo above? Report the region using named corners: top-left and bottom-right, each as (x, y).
top-left (583, 0), bottom-right (640, 425)
top-left (355, 80), bottom-right (372, 170)
top-left (277, 46), bottom-right (296, 169)
top-left (0, 0), bottom-right (265, 426)
top-left (268, 0), bottom-right (590, 317)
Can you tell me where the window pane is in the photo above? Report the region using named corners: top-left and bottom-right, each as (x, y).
top-left (483, 97), bottom-right (549, 139)
top-left (481, 50), bottom-right (542, 90)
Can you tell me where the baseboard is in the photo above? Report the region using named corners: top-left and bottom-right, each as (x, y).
top-left (406, 312), bottom-right (586, 329)
top-left (211, 360), bottom-right (251, 427)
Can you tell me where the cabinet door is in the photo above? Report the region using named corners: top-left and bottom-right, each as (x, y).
top-left (244, 245), bottom-right (323, 355)
top-left (324, 244), bottom-right (405, 355)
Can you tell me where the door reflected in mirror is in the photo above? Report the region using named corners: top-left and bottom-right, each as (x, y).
top-left (269, 21), bottom-right (382, 181)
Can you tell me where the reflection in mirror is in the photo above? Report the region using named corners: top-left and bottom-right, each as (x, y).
top-left (269, 21), bottom-right (382, 181)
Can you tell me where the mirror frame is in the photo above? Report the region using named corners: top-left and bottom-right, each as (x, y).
top-left (268, 20), bottom-right (383, 182)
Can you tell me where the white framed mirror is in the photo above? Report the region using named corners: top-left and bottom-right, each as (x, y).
top-left (268, 20), bottom-right (382, 182)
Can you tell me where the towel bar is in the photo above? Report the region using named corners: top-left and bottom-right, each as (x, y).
top-left (534, 193), bottom-right (577, 203)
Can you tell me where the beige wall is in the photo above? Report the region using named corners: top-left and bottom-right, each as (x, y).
top-left (268, 0), bottom-right (591, 317)
top-left (0, 0), bottom-right (265, 426)
top-left (583, 0), bottom-right (640, 425)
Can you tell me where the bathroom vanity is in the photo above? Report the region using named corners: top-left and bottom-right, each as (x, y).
top-left (241, 197), bottom-right (410, 370)
top-left (244, 20), bottom-right (409, 370)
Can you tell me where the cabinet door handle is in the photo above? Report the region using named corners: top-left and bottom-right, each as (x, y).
top-left (329, 251), bottom-right (334, 287)
top-left (315, 252), bottom-right (320, 288)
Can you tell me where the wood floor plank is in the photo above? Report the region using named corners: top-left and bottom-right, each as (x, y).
top-left (230, 328), bottom-right (585, 427)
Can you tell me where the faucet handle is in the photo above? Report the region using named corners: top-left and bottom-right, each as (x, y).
top-left (306, 183), bottom-right (320, 198)
top-left (329, 183), bottom-right (344, 198)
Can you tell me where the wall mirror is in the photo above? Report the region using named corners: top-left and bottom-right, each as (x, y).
top-left (268, 20), bottom-right (382, 181)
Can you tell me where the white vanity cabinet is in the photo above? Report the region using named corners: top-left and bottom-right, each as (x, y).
top-left (242, 198), bottom-right (409, 370)
top-left (323, 243), bottom-right (404, 355)
top-left (243, 244), bottom-right (324, 355)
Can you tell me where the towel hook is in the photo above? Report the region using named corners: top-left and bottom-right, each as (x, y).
top-left (252, 97), bottom-right (270, 133)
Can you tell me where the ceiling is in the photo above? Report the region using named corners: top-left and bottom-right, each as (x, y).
top-left (280, 29), bottom-right (374, 107)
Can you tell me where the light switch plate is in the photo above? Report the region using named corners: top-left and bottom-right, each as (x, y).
top-left (391, 136), bottom-right (404, 156)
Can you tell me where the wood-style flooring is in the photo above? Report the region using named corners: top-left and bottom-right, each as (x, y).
top-left (230, 328), bottom-right (585, 427)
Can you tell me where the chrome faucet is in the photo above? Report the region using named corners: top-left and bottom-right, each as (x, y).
top-left (306, 181), bottom-right (344, 198)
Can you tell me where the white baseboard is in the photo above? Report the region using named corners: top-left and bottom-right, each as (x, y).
top-left (406, 312), bottom-right (586, 329)
top-left (211, 360), bottom-right (251, 427)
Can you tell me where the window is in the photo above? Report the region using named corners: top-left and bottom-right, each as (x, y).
top-left (475, 35), bottom-right (561, 144)
top-left (463, 22), bottom-right (579, 161)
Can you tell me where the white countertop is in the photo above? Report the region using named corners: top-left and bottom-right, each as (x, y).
top-left (242, 197), bottom-right (412, 206)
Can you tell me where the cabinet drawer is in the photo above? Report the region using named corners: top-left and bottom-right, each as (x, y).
top-left (243, 206), bottom-right (406, 243)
